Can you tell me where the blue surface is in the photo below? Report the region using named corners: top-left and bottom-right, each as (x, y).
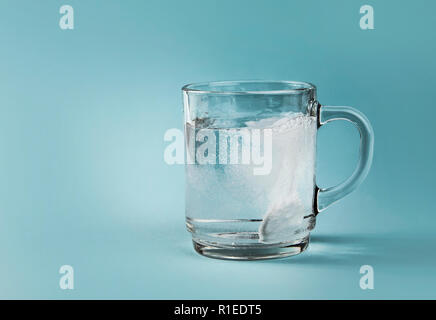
top-left (0, 0), bottom-right (435, 299)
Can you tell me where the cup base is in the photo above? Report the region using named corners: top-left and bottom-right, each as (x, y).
top-left (192, 236), bottom-right (309, 260)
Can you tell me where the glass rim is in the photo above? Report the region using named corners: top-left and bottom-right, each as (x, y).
top-left (182, 80), bottom-right (316, 95)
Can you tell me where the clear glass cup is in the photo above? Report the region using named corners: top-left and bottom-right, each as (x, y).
top-left (182, 80), bottom-right (374, 260)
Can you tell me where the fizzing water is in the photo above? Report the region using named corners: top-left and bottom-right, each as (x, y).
top-left (185, 112), bottom-right (317, 247)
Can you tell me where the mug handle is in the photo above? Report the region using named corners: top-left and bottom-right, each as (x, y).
top-left (314, 103), bottom-right (374, 213)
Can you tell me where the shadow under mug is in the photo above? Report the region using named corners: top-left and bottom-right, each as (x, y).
top-left (182, 80), bottom-right (374, 260)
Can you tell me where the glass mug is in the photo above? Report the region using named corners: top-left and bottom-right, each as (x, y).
top-left (182, 80), bottom-right (373, 260)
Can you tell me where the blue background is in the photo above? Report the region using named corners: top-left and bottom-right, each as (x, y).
top-left (0, 0), bottom-right (435, 299)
